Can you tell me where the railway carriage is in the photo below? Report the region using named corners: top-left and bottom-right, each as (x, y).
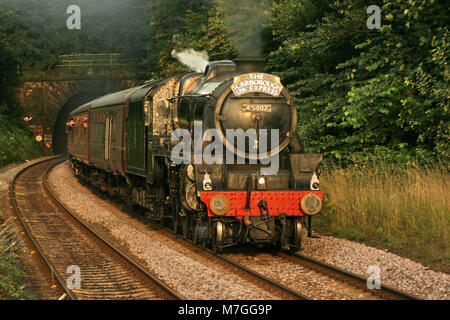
top-left (67, 58), bottom-right (324, 252)
top-left (66, 110), bottom-right (89, 164)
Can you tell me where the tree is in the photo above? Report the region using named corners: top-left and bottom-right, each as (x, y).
top-left (143, 0), bottom-right (213, 76)
top-left (268, 0), bottom-right (449, 164)
top-left (172, 3), bottom-right (237, 62)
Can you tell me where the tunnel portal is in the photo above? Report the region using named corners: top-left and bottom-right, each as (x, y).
top-left (52, 92), bottom-right (103, 155)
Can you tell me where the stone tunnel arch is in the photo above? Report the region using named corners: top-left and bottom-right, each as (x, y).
top-left (18, 78), bottom-right (142, 155)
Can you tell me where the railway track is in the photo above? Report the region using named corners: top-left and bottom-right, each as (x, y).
top-left (156, 217), bottom-right (421, 300)
top-left (222, 247), bottom-right (422, 300)
top-left (40, 159), bottom-right (421, 300)
top-left (149, 208), bottom-right (420, 300)
top-left (69, 163), bottom-right (419, 300)
top-left (166, 230), bottom-right (420, 300)
top-left (10, 157), bottom-right (182, 300)
top-left (277, 251), bottom-right (421, 300)
top-left (57, 161), bottom-right (309, 300)
top-left (160, 227), bottom-right (310, 300)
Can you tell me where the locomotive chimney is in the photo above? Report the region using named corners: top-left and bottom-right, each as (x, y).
top-left (233, 57), bottom-right (265, 73)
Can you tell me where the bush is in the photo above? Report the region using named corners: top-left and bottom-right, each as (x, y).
top-left (0, 104), bottom-right (41, 168)
top-left (0, 215), bottom-right (31, 299)
top-left (267, 0), bottom-right (449, 165)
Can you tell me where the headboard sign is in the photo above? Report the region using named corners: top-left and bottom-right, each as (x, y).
top-left (231, 73), bottom-right (283, 97)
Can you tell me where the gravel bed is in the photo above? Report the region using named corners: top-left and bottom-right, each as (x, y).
top-left (48, 162), bottom-right (278, 300)
top-left (301, 236), bottom-right (449, 300)
top-left (0, 156), bottom-right (66, 300)
top-left (0, 157), bottom-right (56, 190)
top-left (49, 161), bottom-right (449, 300)
top-left (225, 252), bottom-right (378, 300)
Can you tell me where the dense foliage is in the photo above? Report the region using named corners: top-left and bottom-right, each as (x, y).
top-left (0, 107), bottom-right (41, 167)
top-left (267, 0), bottom-right (449, 165)
top-left (0, 0), bottom-right (448, 165)
top-left (0, 0), bottom-right (148, 66)
top-left (141, 0), bottom-right (237, 77)
top-left (0, 5), bottom-right (42, 166)
top-left (0, 212), bottom-right (31, 299)
top-left (145, 0), bottom-right (450, 164)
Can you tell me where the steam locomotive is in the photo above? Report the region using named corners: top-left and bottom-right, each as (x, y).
top-left (67, 58), bottom-right (323, 252)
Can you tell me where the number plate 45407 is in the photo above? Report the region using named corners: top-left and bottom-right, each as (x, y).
top-left (241, 104), bottom-right (272, 113)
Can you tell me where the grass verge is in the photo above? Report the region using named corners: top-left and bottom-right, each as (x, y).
top-left (0, 210), bottom-right (31, 299)
top-left (314, 163), bottom-right (449, 272)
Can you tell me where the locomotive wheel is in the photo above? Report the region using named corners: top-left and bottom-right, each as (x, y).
top-left (291, 218), bottom-right (304, 252)
top-left (212, 221), bottom-right (224, 254)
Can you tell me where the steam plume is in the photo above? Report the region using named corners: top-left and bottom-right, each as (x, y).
top-left (171, 49), bottom-right (210, 72)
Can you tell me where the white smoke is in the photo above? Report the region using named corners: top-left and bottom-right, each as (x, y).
top-left (171, 49), bottom-right (209, 73)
